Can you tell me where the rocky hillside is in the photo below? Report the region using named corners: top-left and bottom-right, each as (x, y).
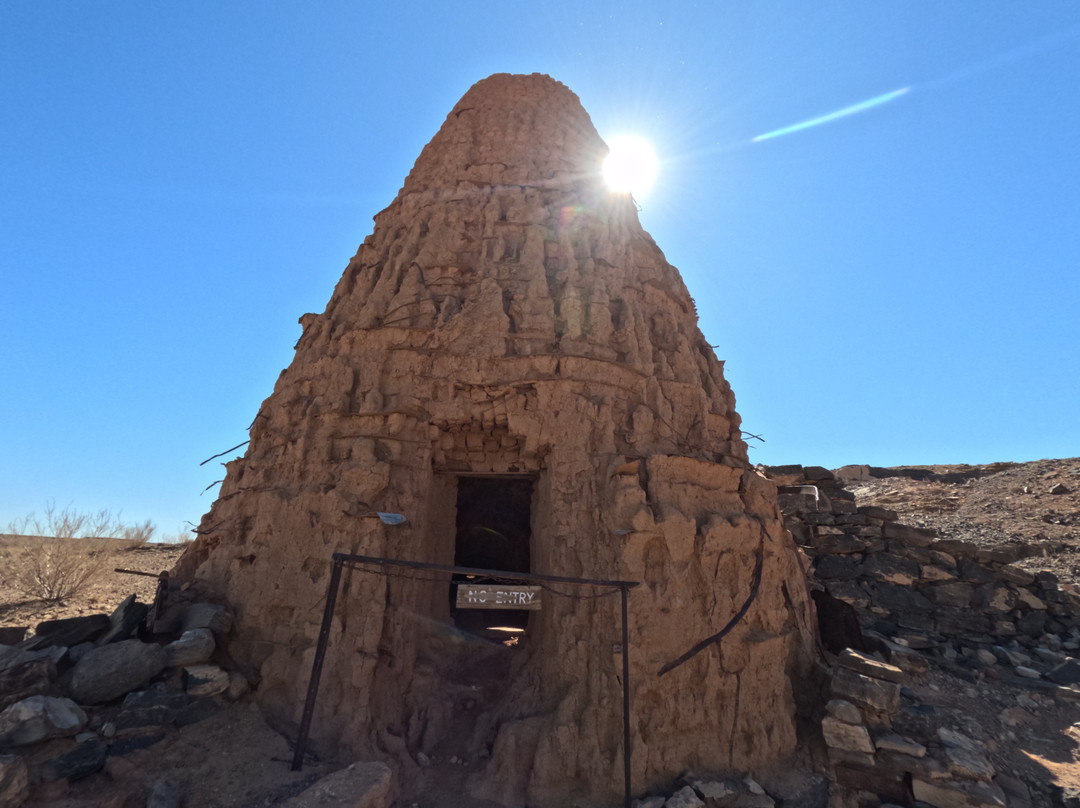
top-left (845, 458), bottom-right (1080, 586)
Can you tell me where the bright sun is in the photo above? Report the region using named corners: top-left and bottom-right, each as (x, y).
top-left (602, 134), bottom-right (659, 198)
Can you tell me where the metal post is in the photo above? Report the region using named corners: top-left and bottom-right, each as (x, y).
top-left (291, 557), bottom-right (344, 771)
top-left (621, 584), bottom-right (632, 808)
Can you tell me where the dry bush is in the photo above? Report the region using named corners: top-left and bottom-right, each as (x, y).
top-left (161, 528), bottom-right (194, 545)
top-left (121, 518), bottom-right (157, 549)
top-left (12, 535), bottom-right (114, 602)
top-left (6, 503), bottom-right (157, 601)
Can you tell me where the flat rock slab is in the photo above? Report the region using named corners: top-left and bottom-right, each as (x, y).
top-left (912, 777), bottom-right (1006, 808)
top-left (70, 640), bottom-right (167, 704)
top-left (278, 762), bottom-right (393, 808)
top-left (838, 648), bottom-right (905, 683)
top-left (874, 731), bottom-right (926, 758)
top-left (23, 614), bottom-right (109, 651)
top-left (831, 667), bottom-right (901, 715)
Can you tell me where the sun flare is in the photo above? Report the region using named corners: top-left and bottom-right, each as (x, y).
top-left (602, 134), bottom-right (659, 198)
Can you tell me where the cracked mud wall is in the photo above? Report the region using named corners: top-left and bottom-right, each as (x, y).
top-left (177, 73), bottom-right (815, 806)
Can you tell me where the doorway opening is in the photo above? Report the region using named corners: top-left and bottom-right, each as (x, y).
top-left (450, 475), bottom-right (533, 642)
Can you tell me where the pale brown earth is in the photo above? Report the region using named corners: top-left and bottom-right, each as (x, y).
top-left (0, 537), bottom-right (187, 632)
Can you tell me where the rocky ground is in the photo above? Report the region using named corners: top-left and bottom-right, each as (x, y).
top-left (4, 459), bottom-right (1080, 806)
top-left (843, 457), bottom-right (1080, 805)
top-left (0, 539), bottom-right (346, 807)
top-left (849, 458), bottom-right (1080, 586)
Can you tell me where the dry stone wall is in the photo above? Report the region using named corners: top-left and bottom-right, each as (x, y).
top-left (765, 465), bottom-right (1080, 686)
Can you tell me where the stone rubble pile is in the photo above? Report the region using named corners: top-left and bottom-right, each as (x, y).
top-left (631, 772), bottom-right (794, 808)
top-left (0, 586), bottom-right (245, 807)
top-left (765, 465), bottom-right (1080, 692)
top-left (823, 647), bottom-right (1017, 808)
top-left (762, 464), bottom-right (1080, 807)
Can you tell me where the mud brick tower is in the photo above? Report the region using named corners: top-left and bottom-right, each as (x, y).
top-left (178, 73), bottom-right (816, 807)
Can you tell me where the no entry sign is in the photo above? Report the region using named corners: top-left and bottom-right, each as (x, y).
top-left (455, 584), bottom-right (542, 610)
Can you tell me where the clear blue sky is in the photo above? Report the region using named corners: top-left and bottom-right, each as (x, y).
top-left (3, 3), bottom-right (1078, 537)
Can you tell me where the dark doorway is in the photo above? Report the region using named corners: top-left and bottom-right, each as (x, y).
top-left (451, 476), bottom-right (533, 641)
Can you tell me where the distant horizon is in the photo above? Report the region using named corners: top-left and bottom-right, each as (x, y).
top-left (5, 454), bottom-right (1077, 542)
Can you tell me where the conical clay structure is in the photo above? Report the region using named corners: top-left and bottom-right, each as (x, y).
top-left (178, 73), bottom-right (816, 806)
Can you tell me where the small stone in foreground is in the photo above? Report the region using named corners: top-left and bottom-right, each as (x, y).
top-left (181, 603), bottom-right (233, 637)
top-left (107, 732), bottom-right (168, 756)
top-left (163, 628), bottom-right (215, 668)
top-left (831, 667), bottom-right (901, 715)
top-left (182, 664), bottom-right (230, 698)
top-left (683, 775), bottom-right (774, 807)
top-left (822, 717), bottom-right (875, 754)
top-left (662, 787), bottom-right (704, 808)
top-left (825, 699), bottom-right (862, 725)
top-left (0, 754), bottom-right (29, 808)
top-left (1047, 659), bottom-right (1080, 686)
top-left (147, 779), bottom-right (183, 808)
top-left (277, 761), bottom-right (394, 808)
top-left (33, 737), bottom-right (108, 783)
top-left (0, 696), bottom-right (87, 746)
top-left (999, 706), bottom-right (1036, 727)
top-left (225, 670), bottom-right (251, 701)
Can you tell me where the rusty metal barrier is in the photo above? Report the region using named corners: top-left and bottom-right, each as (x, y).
top-left (292, 552), bottom-right (639, 808)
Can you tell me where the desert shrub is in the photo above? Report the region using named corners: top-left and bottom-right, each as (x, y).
top-left (12, 535), bottom-right (114, 602)
top-left (121, 519), bottom-right (157, 549)
top-left (7, 504), bottom-right (121, 540)
top-left (161, 528), bottom-right (194, 545)
top-left (6, 503), bottom-right (157, 601)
